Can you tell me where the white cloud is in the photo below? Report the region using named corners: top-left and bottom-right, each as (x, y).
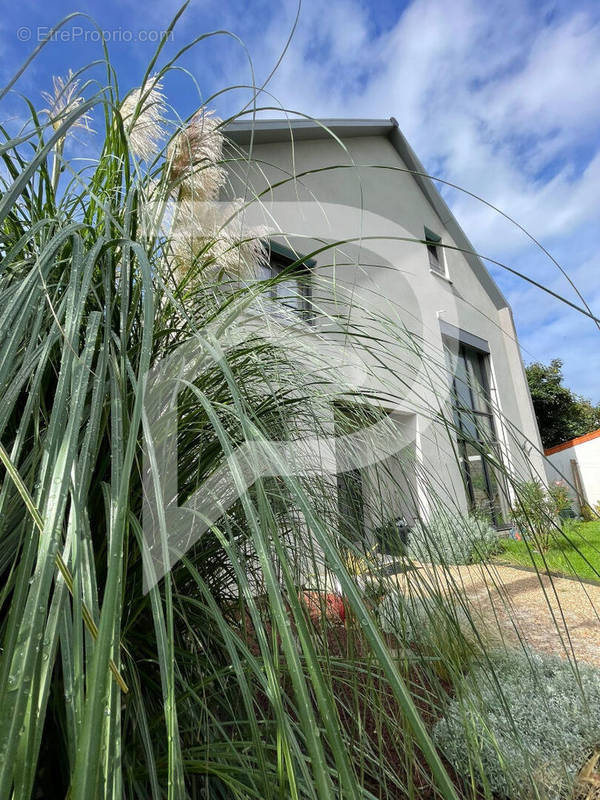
top-left (482, 12), bottom-right (600, 140)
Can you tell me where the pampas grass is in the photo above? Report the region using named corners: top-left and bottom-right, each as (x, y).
top-left (40, 69), bottom-right (93, 135)
top-left (166, 108), bottom-right (226, 199)
top-left (120, 75), bottom-right (167, 161)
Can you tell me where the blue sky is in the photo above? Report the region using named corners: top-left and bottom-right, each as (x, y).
top-left (2, 0), bottom-right (599, 401)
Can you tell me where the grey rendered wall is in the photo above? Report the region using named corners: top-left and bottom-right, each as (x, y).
top-left (223, 131), bottom-right (545, 517)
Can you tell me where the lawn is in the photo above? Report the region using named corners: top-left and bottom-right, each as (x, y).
top-left (497, 520), bottom-right (600, 582)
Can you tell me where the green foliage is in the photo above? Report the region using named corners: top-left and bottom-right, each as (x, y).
top-left (408, 510), bottom-right (499, 565)
top-left (434, 648), bottom-right (600, 800)
top-left (526, 359), bottom-right (600, 448)
top-left (511, 480), bottom-right (560, 551)
top-left (581, 503), bottom-right (597, 522)
top-left (548, 481), bottom-right (573, 515)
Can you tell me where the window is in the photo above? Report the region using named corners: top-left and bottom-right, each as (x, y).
top-left (337, 467), bottom-right (365, 543)
top-left (259, 246), bottom-right (312, 319)
top-left (449, 344), bottom-right (508, 526)
top-left (424, 226), bottom-right (445, 275)
top-left (334, 403), bottom-right (367, 542)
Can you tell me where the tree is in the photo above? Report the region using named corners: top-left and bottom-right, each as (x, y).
top-left (525, 359), bottom-right (600, 448)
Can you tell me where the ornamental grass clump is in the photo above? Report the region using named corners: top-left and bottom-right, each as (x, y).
top-left (0, 29), bottom-right (462, 798)
top-left (434, 649), bottom-right (600, 800)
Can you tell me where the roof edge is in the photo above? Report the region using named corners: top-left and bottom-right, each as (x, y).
top-left (386, 124), bottom-right (509, 310)
top-left (545, 428), bottom-right (600, 456)
top-left (224, 117), bottom-right (395, 144)
top-left (223, 116), bottom-right (510, 310)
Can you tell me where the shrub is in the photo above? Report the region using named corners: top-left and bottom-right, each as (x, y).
top-left (512, 480), bottom-right (559, 551)
top-left (408, 511), bottom-right (498, 565)
top-left (581, 503), bottom-right (597, 522)
top-left (434, 649), bottom-right (600, 799)
top-left (548, 480), bottom-right (574, 516)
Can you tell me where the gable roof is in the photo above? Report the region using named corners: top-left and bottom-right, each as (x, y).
top-left (224, 117), bottom-right (509, 310)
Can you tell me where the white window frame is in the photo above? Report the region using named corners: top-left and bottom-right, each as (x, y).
top-left (424, 226), bottom-right (449, 280)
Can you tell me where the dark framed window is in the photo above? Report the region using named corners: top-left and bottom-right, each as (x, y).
top-left (259, 245), bottom-right (313, 320)
top-left (337, 467), bottom-right (365, 543)
top-left (424, 226), bottom-right (445, 275)
top-left (333, 403), bottom-right (366, 542)
top-left (449, 344), bottom-right (508, 526)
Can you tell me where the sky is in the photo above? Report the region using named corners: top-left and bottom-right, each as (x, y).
top-left (2, 0), bottom-right (599, 401)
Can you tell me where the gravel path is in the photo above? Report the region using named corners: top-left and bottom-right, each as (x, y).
top-left (393, 561), bottom-right (600, 666)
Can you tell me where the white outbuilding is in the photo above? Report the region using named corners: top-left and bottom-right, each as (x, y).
top-left (545, 430), bottom-right (600, 514)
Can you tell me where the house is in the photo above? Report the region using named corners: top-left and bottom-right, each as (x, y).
top-left (222, 117), bottom-right (546, 543)
top-left (545, 429), bottom-right (600, 514)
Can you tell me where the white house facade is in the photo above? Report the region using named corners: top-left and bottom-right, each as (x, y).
top-left (222, 118), bottom-right (546, 544)
top-left (545, 430), bottom-right (600, 514)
